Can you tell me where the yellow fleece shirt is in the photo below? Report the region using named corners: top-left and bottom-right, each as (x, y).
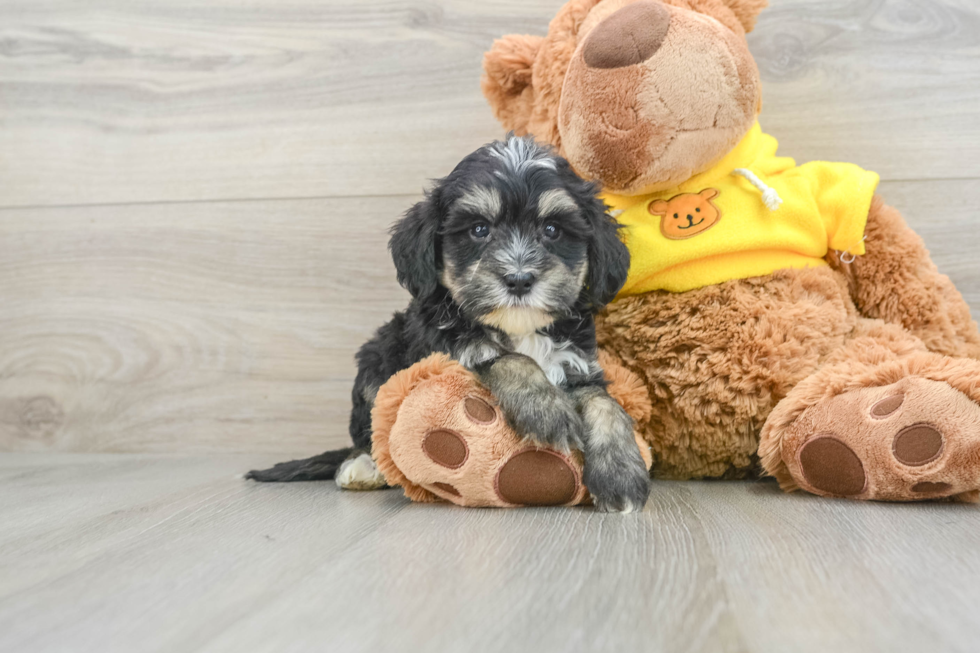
top-left (603, 123), bottom-right (880, 296)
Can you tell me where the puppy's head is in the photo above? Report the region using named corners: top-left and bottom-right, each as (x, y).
top-left (389, 135), bottom-right (628, 335)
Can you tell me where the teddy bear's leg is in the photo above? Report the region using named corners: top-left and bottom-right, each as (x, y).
top-left (760, 329), bottom-right (980, 502)
top-left (596, 266), bottom-right (860, 480)
top-left (370, 353), bottom-right (652, 507)
top-left (828, 195), bottom-right (980, 359)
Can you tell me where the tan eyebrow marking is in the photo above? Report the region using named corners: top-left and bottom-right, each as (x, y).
top-left (455, 186), bottom-right (502, 218)
top-left (537, 189), bottom-right (577, 217)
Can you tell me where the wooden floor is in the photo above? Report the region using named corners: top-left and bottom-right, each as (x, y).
top-left (2, 0), bottom-right (980, 651)
top-left (3, 453), bottom-right (980, 653)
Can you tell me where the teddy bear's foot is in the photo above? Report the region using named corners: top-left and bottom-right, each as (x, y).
top-left (773, 376), bottom-right (980, 502)
top-left (389, 379), bottom-right (587, 507)
top-left (371, 354), bottom-right (590, 507)
top-left (370, 353), bottom-right (653, 507)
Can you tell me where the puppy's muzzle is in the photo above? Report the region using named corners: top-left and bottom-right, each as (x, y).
top-left (503, 272), bottom-right (536, 298)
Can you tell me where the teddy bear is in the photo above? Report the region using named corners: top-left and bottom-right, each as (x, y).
top-left (370, 0), bottom-right (980, 506)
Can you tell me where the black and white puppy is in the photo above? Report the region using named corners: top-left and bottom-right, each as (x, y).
top-left (248, 136), bottom-right (651, 512)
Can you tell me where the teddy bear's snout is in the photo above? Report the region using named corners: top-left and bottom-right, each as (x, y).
top-left (583, 1), bottom-right (670, 70)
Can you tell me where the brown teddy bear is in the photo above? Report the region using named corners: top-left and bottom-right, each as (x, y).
top-left (372, 0), bottom-right (980, 506)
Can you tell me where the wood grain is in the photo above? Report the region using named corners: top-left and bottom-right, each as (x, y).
top-left (0, 195), bottom-right (411, 453)
top-left (1, 0), bottom-right (978, 207)
top-left (0, 0), bottom-right (978, 455)
top-left (0, 0), bottom-right (555, 208)
top-left (749, 0), bottom-right (980, 179)
top-left (2, 2), bottom-right (979, 650)
top-left (2, 453), bottom-right (979, 653)
top-left (1, 180), bottom-right (977, 454)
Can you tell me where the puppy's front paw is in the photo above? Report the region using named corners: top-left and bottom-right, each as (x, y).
top-left (584, 456), bottom-right (651, 513)
top-left (504, 394), bottom-right (585, 452)
top-left (478, 353), bottom-right (585, 451)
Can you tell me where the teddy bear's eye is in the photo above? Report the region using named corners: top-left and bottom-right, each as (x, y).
top-left (696, 208), bottom-right (700, 212)
top-left (673, 213), bottom-right (679, 219)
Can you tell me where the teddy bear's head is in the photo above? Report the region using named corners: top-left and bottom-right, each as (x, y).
top-left (482, 0), bottom-right (767, 196)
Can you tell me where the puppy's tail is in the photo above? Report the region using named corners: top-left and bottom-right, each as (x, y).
top-left (246, 447), bottom-right (353, 482)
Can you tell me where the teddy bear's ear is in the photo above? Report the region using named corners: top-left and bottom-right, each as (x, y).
top-left (481, 34), bottom-right (544, 134)
top-left (700, 188), bottom-right (720, 200)
top-left (649, 200), bottom-right (669, 215)
top-left (717, 0), bottom-right (769, 33)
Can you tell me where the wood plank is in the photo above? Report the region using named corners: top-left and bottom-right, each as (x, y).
top-left (1, 0), bottom-right (978, 208)
top-left (1, 180), bottom-right (977, 454)
top-left (0, 0), bottom-right (556, 208)
top-left (0, 195), bottom-right (413, 453)
top-left (750, 0), bottom-right (980, 178)
top-left (2, 454), bottom-right (980, 652)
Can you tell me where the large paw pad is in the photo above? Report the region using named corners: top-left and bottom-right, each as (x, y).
top-left (495, 450), bottom-right (578, 506)
top-left (798, 436), bottom-right (866, 496)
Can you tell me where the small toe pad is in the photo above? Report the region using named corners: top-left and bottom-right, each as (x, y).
top-left (893, 424), bottom-right (944, 466)
top-left (870, 394), bottom-right (904, 418)
top-left (422, 429), bottom-right (468, 469)
top-left (432, 482), bottom-right (461, 497)
top-left (463, 396), bottom-right (496, 424)
top-left (911, 481), bottom-right (952, 494)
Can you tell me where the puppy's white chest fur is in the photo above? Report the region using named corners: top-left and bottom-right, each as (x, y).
top-left (510, 332), bottom-right (591, 387)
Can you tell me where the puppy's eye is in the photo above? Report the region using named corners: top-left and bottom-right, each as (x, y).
top-left (470, 222), bottom-right (490, 240)
top-left (543, 223), bottom-right (561, 240)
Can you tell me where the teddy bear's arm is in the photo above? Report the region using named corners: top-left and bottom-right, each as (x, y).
top-left (826, 195), bottom-right (980, 359)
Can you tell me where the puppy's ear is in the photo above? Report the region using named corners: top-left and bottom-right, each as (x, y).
top-left (583, 199), bottom-right (630, 308)
top-left (389, 193), bottom-right (443, 299)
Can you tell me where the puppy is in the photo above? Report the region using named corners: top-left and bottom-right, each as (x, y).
top-left (248, 136), bottom-right (651, 512)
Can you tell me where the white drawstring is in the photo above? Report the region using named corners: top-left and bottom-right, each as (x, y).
top-left (836, 235), bottom-right (868, 264)
top-left (733, 168), bottom-right (783, 211)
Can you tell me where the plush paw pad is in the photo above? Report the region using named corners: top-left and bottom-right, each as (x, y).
top-left (495, 450), bottom-right (578, 506)
top-left (798, 436), bottom-right (867, 496)
top-left (422, 429), bottom-right (468, 468)
top-left (385, 372), bottom-right (587, 507)
top-left (892, 424), bottom-right (943, 466)
top-left (785, 377), bottom-right (980, 501)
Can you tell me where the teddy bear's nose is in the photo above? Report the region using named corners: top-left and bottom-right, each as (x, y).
top-left (582, 0), bottom-right (671, 69)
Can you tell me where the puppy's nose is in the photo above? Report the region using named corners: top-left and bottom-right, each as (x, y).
top-left (582, 0), bottom-right (671, 69)
top-left (504, 272), bottom-right (536, 297)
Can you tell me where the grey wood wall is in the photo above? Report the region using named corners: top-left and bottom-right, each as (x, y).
top-left (1, 0), bottom-right (978, 454)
